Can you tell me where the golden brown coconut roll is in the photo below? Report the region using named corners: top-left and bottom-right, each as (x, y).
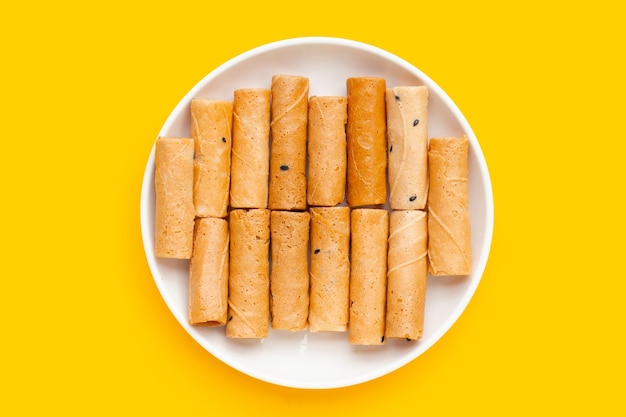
top-left (270, 211), bottom-right (310, 331)
top-left (386, 86), bottom-right (429, 210)
top-left (269, 75), bottom-right (309, 210)
top-left (230, 89), bottom-right (271, 209)
top-left (226, 209), bottom-right (271, 338)
top-left (386, 210), bottom-right (428, 340)
top-left (346, 77), bottom-right (387, 207)
top-left (307, 96), bottom-right (348, 207)
top-left (154, 137), bottom-right (195, 259)
top-left (427, 136), bottom-right (472, 276)
top-left (189, 217), bottom-right (229, 326)
top-left (348, 208), bottom-right (389, 345)
top-left (190, 99), bottom-right (233, 218)
top-left (309, 206), bottom-right (351, 332)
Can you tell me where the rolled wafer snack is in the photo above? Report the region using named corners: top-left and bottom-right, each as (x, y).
top-left (427, 136), bottom-right (472, 276)
top-left (386, 210), bottom-right (428, 340)
top-left (154, 137), bottom-right (195, 259)
top-left (226, 209), bottom-right (271, 338)
top-left (307, 96), bottom-right (347, 206)
top-left (189, 217), bottom-right (229, 326)
top-left (348, 208), bottom-right (389, 345)
top-left (190, 99), bottom-right (233, 218)
top-left (386, 86), bottom-right (429, 210)
top-left (230, 89), bottom-right (271, 209)
top-left (346, 77), bottom-right (387, 207)
top-left (270, 211), bottom-right (310, 331)
top-left (269, 75), bottom-right (309, 210)
top-left (309, 207), bottom-right (351, 332)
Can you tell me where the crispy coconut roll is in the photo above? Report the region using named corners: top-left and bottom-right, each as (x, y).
top-left (269, 75), bottom-right (309, 210)
top-left (226, 209), bottom-right (271, 338)
top-left (386, 86), bottom-right (429, 209)
top-left (346, 77), bottom-right (387, 207)
top-left (348, 208), bottom-right (389, 345)
top-left (386, 210), bottom-right (428, 340)
top-left (190, 99), bottom-right (233, 218)
top-left (230, 88), bottom-right (271, 209)
top-left (154, 137), bottom-right (195, 259)
top-left (270, 211), bottom-right (310, 331)
top-left (427, 136), bottom-right (472, 276)
top-left (309, 206), bottom-right (351, 332)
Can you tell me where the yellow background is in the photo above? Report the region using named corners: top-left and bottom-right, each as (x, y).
top-left (2, 0), bottom-right (624, 414)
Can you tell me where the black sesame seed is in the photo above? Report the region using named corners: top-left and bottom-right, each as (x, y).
top-left (389, 145), bottom-right (393, 153)
top-left (228, 316), bottom-right (233, 322)
top-left (314, 249), bottom-right (320, 254)
top-left (280, 165), bottom-right (289, 171)
top-left (413, 119), bottom-right (419, 126)
top-left (406, 338), bottom-right (412, 342)
top-left (394, 95), bottom-right (401, 102)
top-left (381, 335), bottom-right (385, 343)
top-left (409, 195), bottom-right (417, 202)
top-left (221, 137), bottom-right (227, 143)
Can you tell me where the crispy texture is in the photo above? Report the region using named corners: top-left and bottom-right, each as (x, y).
top-left (307, 96), bottom-right (347, 206)
top-left (189, 217), bottom-right (229, 326)
top-left (348, 208), bottom-right (388, 345)
top-left (270, 211), bottom-right (310, 331)
top-left (226, 209), bottom-right (271, 338)
top-left (154, 137), bottom-right (195, 259)
top-left (386, 210), bottom-right (428, 340)
top-left (346, 77), bottom-right (387, 207)
top-left (427, 136), bottom-right (472, 275)
top-left (269, 75), bottom-right (309, 210)
top-left (231, 89), bottom-right (271, 209)
top-left (386, 86), bottom-right (429, 209)
top-left (190, 99), bottom-right (233, 218)
top-left (309, 207), bottom-right (351, 332)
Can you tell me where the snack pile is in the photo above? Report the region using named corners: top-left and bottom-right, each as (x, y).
top-left (154, 75), bottom-right (471, 345)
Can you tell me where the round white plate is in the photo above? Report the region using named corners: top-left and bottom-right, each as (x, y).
top-left (140, 37), bottom-right (494, 389)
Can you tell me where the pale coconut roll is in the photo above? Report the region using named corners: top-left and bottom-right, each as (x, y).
top-left (386, 86), bottom-right (429, 209)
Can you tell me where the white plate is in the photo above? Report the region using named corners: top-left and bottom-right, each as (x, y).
top-left (140, 37), bottom-right (494, 389)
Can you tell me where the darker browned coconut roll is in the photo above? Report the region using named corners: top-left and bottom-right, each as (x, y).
top-left (427, 136), bottom-right (472, 276)
top-left (346, 77), bottom-right (387, 207)
top-left (348, 208), bottom-right (388, 345)
top-left (269, 75), bottom-right (309, 210)
top-left (226, 209), bottom-right (271, 338)
top-left (270, 211), bottom-right (310, 331)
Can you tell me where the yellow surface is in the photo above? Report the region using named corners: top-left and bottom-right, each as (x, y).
top-left (1, 1), bottom-right (624, 415)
